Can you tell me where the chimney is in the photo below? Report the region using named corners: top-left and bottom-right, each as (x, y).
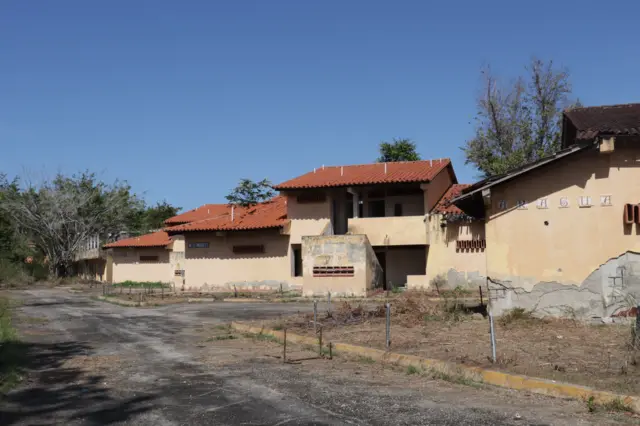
top-left (384, 163), bottom-right (387, 174)
top-left (231, 205), bottom-right (235, 222)
top-left (341, 166), bottom-right (344, 176)
top-left (430, 159), bottom-right (433, 167)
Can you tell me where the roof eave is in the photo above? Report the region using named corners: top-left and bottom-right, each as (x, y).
top-left (450, 142), bottom-right (596, 216)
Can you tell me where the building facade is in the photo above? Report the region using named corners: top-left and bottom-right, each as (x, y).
top-left (453, 103), bottom-right (640, 318)
top-left (102, 159), bottom-right (486, 296)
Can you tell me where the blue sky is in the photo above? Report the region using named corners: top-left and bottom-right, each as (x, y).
top-left (2, 1), bottom-right (639, 211)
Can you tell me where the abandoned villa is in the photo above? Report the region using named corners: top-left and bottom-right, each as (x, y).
top-left (75, 103), bottom-right (640, 319)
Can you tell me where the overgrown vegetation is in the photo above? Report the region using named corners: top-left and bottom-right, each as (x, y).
top-left (406, 365), bottom-right (419, 375)
top-left (498, 308), bottom-right (536, 327)
top-left (0, 296), bottom-right (21, 393)
top-left (463, 58), bottom-right (580, 177)
top-left (112, 281), bottom-right (171, 289)
top-left (585, 396), bottom-right (633, 414)
top-left (0, 171), bottom-right (179, 283)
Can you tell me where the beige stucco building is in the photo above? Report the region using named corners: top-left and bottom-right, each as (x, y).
top-left (98, 158), bottom-right (487, 296)
top-left (453, 103), bottom-right (640, 318)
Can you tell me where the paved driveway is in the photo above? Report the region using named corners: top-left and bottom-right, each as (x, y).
top-left (0, 288), bottom-right (629, 425)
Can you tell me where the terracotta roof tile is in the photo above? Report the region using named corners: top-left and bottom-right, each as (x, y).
top-left (565, 103), bottom-right (640, 140)
top-left (165, 197), bottom-right (288, 234)
top-left (165, 204), bottom-right (229, 225)
top-left (103, 231), bottom-right (172, 249)
top-left (274, 159), bottom-right (451, 190)
top-left (431, 184), bottom-right (471, 215)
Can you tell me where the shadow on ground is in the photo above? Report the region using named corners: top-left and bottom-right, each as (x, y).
top-left (0, 340), bottom-right (157, 425)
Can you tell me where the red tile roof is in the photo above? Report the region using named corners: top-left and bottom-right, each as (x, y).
top-left (274, 159), bottom-right (451, 190)
top-left (165, 197), bottom-right (288, 234)
top-left (164, 204), bottom-right (229, 225)
top-left (103, 231), bottom-right (172, 249)
top-left (431, 184), bottom-right (471, 215)
top-left (565, 103), bottom-right (640, 140)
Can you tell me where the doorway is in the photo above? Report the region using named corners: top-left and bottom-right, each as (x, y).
top-left (375, 250), bottom-right (387, 290)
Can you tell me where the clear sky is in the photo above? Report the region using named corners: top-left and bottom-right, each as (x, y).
top-left (2, 1), bottom-right (639, 211)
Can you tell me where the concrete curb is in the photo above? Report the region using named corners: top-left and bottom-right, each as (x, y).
top-left (223, 298), bottom-right (266, 303)
top-left (96, 295), bottom-right (147, 307)
top-left (231, 322), bottom-right (640, 412)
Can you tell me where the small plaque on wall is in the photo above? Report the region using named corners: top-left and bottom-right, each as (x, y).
top-left (536, 198), bottom-right (548, 209)
top-left (559, 197), bottom-right (569, 208)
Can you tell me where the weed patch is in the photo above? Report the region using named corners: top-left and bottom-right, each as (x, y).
top-left (586, 396), bottom-right (633, 413)
top-left (406, 365), bottom-right (419, 375)
top-left (255, 332), bottom-right (280, 344)
top-left (0, 296), bottom-right (22, 393)
top-left (113, 281), bottom-right (170, 289)
top-left (211, 334), bottom-right (237, 341)
top-left (357, 356), bottom-right (375, 364)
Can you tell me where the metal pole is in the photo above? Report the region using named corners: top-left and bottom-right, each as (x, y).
top-left (319, 327), bottom-right (323, 356)
top-left (283, 328), bottom-right (287, 363)
top-left (385, 302), bottom-right (391, 350)
top-left (479, 285), bottom-right (483, 306)
top-left (313, 299), bottom-right (318, 334)
top-left (328, 342), bottom-right (333, 360)
top-left (635, 304), bottom-right (640, 348)
top-left (489, 311), bottom-right (497, 363)
top-left (327, 292), bottom-right (331, 314)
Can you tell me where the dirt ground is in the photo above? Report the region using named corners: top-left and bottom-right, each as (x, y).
top-left (255, 293), bottom-right (640, 396)
top-left (3, 288), bottom-right (638, 425)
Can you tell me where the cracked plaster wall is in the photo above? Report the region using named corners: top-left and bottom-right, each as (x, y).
top-left (484, 146), bottom-right (640, 318)
top-left (490, 251), bottom-right (640, 318)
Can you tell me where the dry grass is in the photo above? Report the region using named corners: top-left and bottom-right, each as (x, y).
top-left (259, 291), bottom-right (640, 395)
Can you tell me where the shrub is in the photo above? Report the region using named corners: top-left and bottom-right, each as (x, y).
top-left (498, 308), bottom-right (533, 326)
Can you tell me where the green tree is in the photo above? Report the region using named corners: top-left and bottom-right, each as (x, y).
top-left (0, 174), bottom-right (29, 262)
top-left (1, 172), bottom-right (144, 276)
top-left (226, 178), bottom-right (275, 207)
top-left (463, 58), bottom-right (577, 177)
top-left (141, 201), bottom-right (181, 231)
top-left (377, 138), bottom-right (421, 162)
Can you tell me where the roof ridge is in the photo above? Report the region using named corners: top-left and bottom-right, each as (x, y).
top-left (566, 102), bottom-right (640, 112)
top-left (311, 158), bottom-right (451, 169)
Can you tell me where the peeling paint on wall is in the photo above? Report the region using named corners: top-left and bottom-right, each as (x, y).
top-left (489, 251), bottom-right (640, 319)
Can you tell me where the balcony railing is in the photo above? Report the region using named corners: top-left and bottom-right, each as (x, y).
top-left (347, 216), bottom-right (427, 246)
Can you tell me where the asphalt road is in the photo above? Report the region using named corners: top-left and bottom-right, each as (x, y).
top-left (0, 288), bottom-right (631, 426)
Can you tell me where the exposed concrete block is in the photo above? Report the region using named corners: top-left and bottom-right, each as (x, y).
top-left (489, 251), bottom-right (640, 318)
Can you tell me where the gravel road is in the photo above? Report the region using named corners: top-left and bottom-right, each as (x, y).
top-left (0, 288), bottom-right (633, 426)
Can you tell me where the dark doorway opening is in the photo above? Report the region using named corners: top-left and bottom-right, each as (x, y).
top-left (375, 250), bottom-right (387, 289)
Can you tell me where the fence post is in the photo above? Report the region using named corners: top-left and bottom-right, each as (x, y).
top-left (162, 286), bottom-right (164, 300)
top-left (234, 284), bottom-right (238, 298)
top-left (479, 285), bottom-right (483, 306)
top-left (328, 342), bottom-right (333, 360)
top-left (313, 299), bottom-right (318, 334)
top-left (327, 292), bottom-right (331, 314)
top-left (318, 327), bottom-right (323, 356)
top-left (385, 302), bottom-right (391, 350)
top-left (489, 311), bottom-right (497, 363)
top-left (283, 328), bottom-right (287, 363)
top-left (635, 304), bottom-right (640, 348)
